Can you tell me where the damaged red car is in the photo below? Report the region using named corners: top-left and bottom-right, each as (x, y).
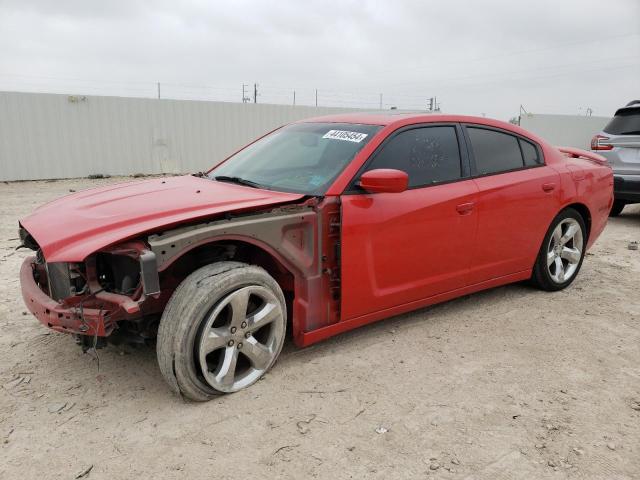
top-left (19, 113), bottom-right (613, 400)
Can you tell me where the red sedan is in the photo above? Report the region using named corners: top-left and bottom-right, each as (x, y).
top-left (19, 113), bottom-right (613, 400)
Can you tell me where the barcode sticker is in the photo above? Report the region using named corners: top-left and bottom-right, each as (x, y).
top-left (322, 130), bottom-right (368, 143)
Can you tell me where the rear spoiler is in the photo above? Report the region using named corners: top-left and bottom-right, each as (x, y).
top-left (556, 146), bottom-right (609, 166)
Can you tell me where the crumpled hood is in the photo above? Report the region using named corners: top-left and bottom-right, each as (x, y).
top-left (20, 175), bottom-right (305, 262)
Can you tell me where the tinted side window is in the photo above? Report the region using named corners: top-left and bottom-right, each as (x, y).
top-left (366, 126), bottom-right (461, 188)
top-left (468, 127), bottom-right (524, 175)
top-left (519, 138), bottom-right (541, 166)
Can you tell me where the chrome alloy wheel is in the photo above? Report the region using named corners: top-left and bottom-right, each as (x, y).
top-left (197, 285), bottom-right (284, 393)
top-left (546, 218), bottom-right (583, 284)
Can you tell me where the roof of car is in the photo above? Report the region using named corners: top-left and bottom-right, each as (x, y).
top-left (297, 111), bottom-right (549, 147)
top-left (299, 111), bottom-right (511, 128)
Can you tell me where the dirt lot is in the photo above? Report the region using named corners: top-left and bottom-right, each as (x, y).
top-left (0, 177), bottom-right (639, 480)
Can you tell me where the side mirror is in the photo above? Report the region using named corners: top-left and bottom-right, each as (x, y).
top-left (359, 169), bottom-right (409, 194)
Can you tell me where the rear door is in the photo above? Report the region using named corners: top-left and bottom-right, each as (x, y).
top-left (463, 125), bottom-right (560, 284)
top-left (340, 124), bottom-right (479, 320)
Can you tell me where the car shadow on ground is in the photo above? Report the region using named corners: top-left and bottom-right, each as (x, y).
top-left (278, 281), bottom-right (536, 362)
top-left (612, 206), bottom-right (640, 226)
top-left (35, 280), bottom-right (536, 404)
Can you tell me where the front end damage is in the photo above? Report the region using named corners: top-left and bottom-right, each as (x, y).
top-left (19, 197), bottom-right (342, 349)
top-left (20, 233), bottom-right (164, 348)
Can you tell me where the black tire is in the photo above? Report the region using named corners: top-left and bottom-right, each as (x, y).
top-left (609, 200), bottom-right (626, 217)
top-left (531, 208), bottom-right (587, 292)
top-left (157, 261), bottom-right (287, 401)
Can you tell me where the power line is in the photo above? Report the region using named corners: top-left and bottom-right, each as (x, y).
top-left (363, 31), bottom-right (640, 80)
top-left (431, 61), bottom-right (639, 90)
top-left (376, 54), bottom-right (640, 90)
top-left (4, 54), bottom-right (637, 111)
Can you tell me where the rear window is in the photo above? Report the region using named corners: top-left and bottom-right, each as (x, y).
top-left (519, 138), bottom-right (541, 166)
top-left (604, 109), bottom-right (640, 135)
top-left (467, 127), bottom-right (524, 175)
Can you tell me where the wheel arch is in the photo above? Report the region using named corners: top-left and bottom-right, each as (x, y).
top-left (147, 203), bottom-right (338, 347)
top-left (529, 201), bottom-right (592, 280)
top-left (160, 234), bottom-right (300, 296)
top-left (560, 202), bottom-right (592, 242)
top-left (156, 235), bottom-right (307, 339)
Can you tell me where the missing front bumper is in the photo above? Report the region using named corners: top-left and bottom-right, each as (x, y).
top-left (20, 256), bottom-right (143, 336)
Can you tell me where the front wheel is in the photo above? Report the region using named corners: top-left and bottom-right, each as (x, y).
top-left (531, 208), bottom-right (586, 291)
top-left (157, 261), bottom-right (287, 401)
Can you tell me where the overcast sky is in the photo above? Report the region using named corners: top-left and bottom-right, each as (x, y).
top-left (0, 0), bottom-right (638, 119)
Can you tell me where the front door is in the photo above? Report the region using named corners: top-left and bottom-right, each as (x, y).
top-left (340, 124), bottom-right (479, 320)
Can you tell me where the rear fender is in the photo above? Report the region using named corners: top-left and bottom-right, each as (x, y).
top-left (550, 149), bottom-right (613, 249)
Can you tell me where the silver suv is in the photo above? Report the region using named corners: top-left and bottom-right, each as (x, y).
top-left (591, 100), bottom-right (640, 216)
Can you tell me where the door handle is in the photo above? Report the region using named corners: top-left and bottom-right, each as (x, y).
top-left (542, 182), bottom-right (556, 193)
top-left (456, 202), bottom-right (475, 215)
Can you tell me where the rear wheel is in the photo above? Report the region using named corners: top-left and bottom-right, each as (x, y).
top-left (609, 200), bottom-right (626, 217)
top-left (157, 262), bottom-right (287, 401)
top-left (531, 208), bottom-right (586, 291)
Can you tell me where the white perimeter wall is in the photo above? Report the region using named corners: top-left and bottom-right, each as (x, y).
top-left (0, 91), bottom-right (366, 181)
top-left (0, 92), bottom-right (616, 181)
top-left (519, 113), bottom-right (610, 150)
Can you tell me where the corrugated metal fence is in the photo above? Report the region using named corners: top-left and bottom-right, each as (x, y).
top-left (0, 91), bottom-right (364, 181)
top-left (1, 92), bottom-right (614, 181)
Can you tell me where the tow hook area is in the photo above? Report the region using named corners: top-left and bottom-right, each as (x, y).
top-left (75, 334), bottom-right (107, 352)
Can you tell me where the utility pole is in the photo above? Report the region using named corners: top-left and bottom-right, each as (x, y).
top-left (293, 90), bottom-right (296, 106)
top-left (427, 96), bottom-right (441, 112)
top-left (157, 82), bottom-right (161, 99)
top-left (315, 89), bottom-right (318, 107)
top-left (242, 84), bottom-right (250, 103)
top-left (253, 83), bottom-right (258, 103)
top-left (516, 104), bottom-right (529, 126)
top-left (379, 93), bottom-right (383, 110)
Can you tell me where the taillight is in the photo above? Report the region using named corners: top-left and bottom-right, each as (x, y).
top-left (591, 134), bottom-right (613, 151)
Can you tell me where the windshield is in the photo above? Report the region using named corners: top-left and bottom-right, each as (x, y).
top-left (209, 122), bottom-right (382, 194)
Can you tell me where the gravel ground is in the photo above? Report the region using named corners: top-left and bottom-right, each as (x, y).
top-left (1, 177), bottom-right (639, 480)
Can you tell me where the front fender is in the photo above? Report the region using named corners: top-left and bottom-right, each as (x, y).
top-left (147, 206), bottom-right (336, 346)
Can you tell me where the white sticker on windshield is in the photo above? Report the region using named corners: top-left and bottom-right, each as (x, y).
top-left (322, 130), bottom-right (368, 143)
